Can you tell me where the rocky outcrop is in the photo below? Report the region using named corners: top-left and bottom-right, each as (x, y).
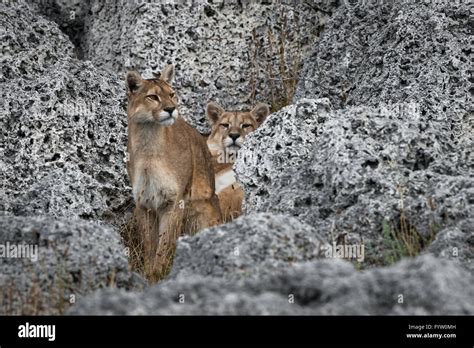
top-left (2, 0), bottom-right (472, 316)
top-left (0, 2), bottom-right (143, 314)
top-left (26, 0), bottom-right (88, 58)
top-left (0, 217), bottom-right (144, 315)
top-left (79, 0), bottom-right (334, 133)
top-left (67, 255), bottom-right (474, 315)
top-left (234, 0), bottom-right (473, 268)
top-left (235, 99), bottom-right (472, 267)
top-left (426, 218), bottom-right (474, 273)
top-left (295, 0), bottom-right (471, 114)
top-left (170, 213), bottom-right (327, 281)
top-left (1, 1), bottom-right (131, 222)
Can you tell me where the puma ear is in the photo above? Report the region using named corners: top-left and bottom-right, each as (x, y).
top-left (206, 102), bottom-right (225, 125)
top-left (251, 103), bottom-right (270, 125)
top-left (126, 71), bottom-right (142, 94)
top-left (160, 64), bottom-right (175, 84)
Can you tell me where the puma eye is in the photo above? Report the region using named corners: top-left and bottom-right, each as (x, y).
top-left (169, 92), bottom-right (176, 98)
top-left (147, 95), bottom-right (160, 102)
top-left (241, 124), bottom-right (252, 129)
top-left (220, 123), bottom-right (229, 129)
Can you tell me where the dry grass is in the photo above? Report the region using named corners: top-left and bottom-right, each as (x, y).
top-left (378, 187), bottom-right (438, 266)
top-left (120, 207), bottom-right (202, 283)
top-left (249, 4), bottom-right (302, 113)
top-left (1, 263), bottom-right (72, 315)
top-left (0, 240), bottom-right (123, 315)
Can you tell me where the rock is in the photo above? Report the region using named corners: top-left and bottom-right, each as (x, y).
top-left (234, 0), bottom-right (473, 266)
top-left (237, 99), bottom-right (472, 266)
top-left (79, 0), bottom-right (334, 133)
top-left (1, 1), bottom-right (132, 222)
top-left (235, 98), bottom-right (331, 216)
top-left (295, 0), bottom-right (471, 115)
top-left (0, 216), bottom-right (144, 315)
top-left (294, 0), bottom-right (472, 163)
top-left (67, 255), bottom-right (474, 315)
top-left (264, 254), bottom-right (474, 315)
top-left (425, 218), bottom-right (474, 273)
top-left (26, 0), bottom-right (88, 58)
top-left (170, 213), bottom-right (327, 281)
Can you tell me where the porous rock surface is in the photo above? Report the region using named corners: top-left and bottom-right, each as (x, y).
top-left (26, 0), bottom-right (88, 58)
top-left (0, 1), bottom-right (142, 312)
top-left (170, 213), bottom-right (327, 281)
top-left (80, 0), bottom-right (334, 133)
top-left (0, 217), bottom-right (144, 315)
top-left (2, 0), bottom-right (473, 316)
top-left (1, 1), bottom-right (131, 222)
top-left (235, 0), bottom-right (473, 268)
top-left (68, 254), bottom-right (474, 315)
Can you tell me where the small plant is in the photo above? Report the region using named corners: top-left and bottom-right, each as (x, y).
top-left (381, 213), bottom-right (436, 265)
top-left (379, 187), bottom-right (437, 265)
top-left (249, 3), bottom-right (303, 113)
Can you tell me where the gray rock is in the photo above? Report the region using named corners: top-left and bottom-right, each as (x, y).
top-left (296, 0), bottom-right (471, 115)
top-left (425, 218), bottom-right (474, 274)
top-left (170, 213), bottom-right (327, 281)
top-left (1, 1), bottom-right (132, 222)
top-left (0, 216), bottom-right (144, 315)
top-left (234, 0), bottom-right (473, 267)
top-left (237, 99), bottom-right (472, 267)
top-left (67, 255), bottom-right (474, 315)
top-left (26, 0), bottom-right (88, 58)
top-left (235, 98), bottom-right (331, 216)
top-left (80, 0), bottom-right (334, 133)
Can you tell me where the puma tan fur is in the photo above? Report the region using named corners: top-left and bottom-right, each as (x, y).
top-left (206, 102), bottom-right (270, 222)
top-left (127, 65), bottom-right (221, 281)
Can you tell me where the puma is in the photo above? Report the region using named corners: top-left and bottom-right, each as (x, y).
top-left (206, 102), bottom-right (270, 222)
top-left (126, 65), bottom-right (221, 281)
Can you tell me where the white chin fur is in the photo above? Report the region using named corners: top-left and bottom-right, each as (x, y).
top-left (160, 117), bottom-right (176, 126)
top-left (158, 110), bottom-right (177, 126)
top-left (224, 137), bottom-right (243, 148)
top-left (223, 138), bottom-right (234, 147)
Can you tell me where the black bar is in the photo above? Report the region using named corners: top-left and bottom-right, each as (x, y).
top-left (0, 316), bottom-right (472, 346)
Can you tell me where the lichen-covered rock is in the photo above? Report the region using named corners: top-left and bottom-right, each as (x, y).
top-left (170, 213), bottom-right (327, 281)
top-left (80, 0), bottom-right (334, 133)
top-left (67, 255), bottom-right (474, 315)
top-left (234, 0), bottom-right (473, 267)
top-left (0, 217), bottom-right (144, 315)
top-left (1, 1), bottom-right (131, 221)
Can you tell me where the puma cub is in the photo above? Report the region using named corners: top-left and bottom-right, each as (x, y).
top-left (206, 102), bottom-right (270, 222)
top-left (127, 65), bottom-right (221, 281)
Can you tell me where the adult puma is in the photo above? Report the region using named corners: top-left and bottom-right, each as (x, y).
top-left (206, 102), bottom-right (270, 222)
top-left (126, 65), bottom-right (221, 281)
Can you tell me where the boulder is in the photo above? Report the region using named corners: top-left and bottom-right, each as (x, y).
top-left (67, 255), bottom-right (474, 315)
top-left (295, 0), bottom-right (471, 115)
top-left (0, 216), bottom-right (144, 315)
top-left (234, 0), bottom-right (473, 267)
top-left (1, 1), bottom-right (132, 222)
top-left (80, 0), bottom-right (334, 132)
top-left (170, 213), bottom-right (327, 281)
